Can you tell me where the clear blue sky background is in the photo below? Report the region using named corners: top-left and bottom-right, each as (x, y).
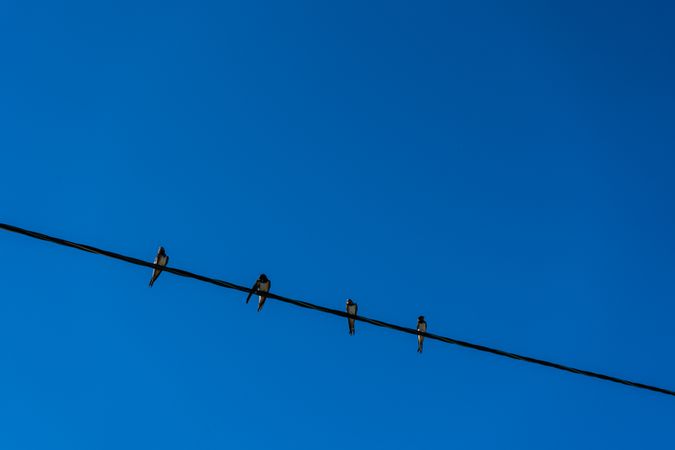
top-left (1, 1), bottom-right (674, 448)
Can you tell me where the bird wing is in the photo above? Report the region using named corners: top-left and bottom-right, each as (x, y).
top-left (246, 280), bottom-right (260, 303)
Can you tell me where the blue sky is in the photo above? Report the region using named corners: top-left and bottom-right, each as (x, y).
top-left (1, 1), bottom-right (674, 448)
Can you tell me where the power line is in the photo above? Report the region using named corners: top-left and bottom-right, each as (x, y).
top-left (1, 222), bottom-right (673, 398)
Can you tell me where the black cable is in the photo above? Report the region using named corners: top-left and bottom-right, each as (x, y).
top-left (1, 222), bottom-right (673, 398)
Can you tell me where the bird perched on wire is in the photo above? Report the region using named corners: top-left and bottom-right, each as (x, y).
top-left (346, 299), bottom-right (358, 335)
top-left (246, 274), bottom-right (271, 312)
top-left (148, 246), bottom-right (169, 287)
top-left (417, 316), bottom-right (427, 353)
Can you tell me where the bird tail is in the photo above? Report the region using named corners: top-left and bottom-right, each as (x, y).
top-left (257, 297), bottom-right (266, 312)
top-left (149, 268), bottom-right (161, 287)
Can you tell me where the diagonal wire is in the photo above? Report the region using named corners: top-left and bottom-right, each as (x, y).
top-left (1, 222), bottom-right (673, 398)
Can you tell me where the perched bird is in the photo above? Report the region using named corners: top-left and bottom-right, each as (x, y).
top-left (417, 315), bottom-right (427, 353)
top-left (346, 299), bottom-right (358, 335)
top-left (148, 246), bottom-right (169, 287)
top-left (246, 274), bottom-right (271, 312)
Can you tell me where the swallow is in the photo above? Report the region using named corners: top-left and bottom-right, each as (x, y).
top-left (346, 299), bottom-right (358, 335)
top-left (417, 315), bottom-right (427, 353)
top-left (148, 246), bottom-right (169, 287)
top-left (246, 273), bottom-right (271, 312)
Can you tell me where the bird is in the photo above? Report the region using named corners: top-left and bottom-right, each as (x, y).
top-left (246, 274), bottom-right (271, 312)
top-left (417, 315), bottom-right (427, 353)
top-left (148, 246), bottom-right (169, 287)
top-left (346, 299), bottom-right (358, 335)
